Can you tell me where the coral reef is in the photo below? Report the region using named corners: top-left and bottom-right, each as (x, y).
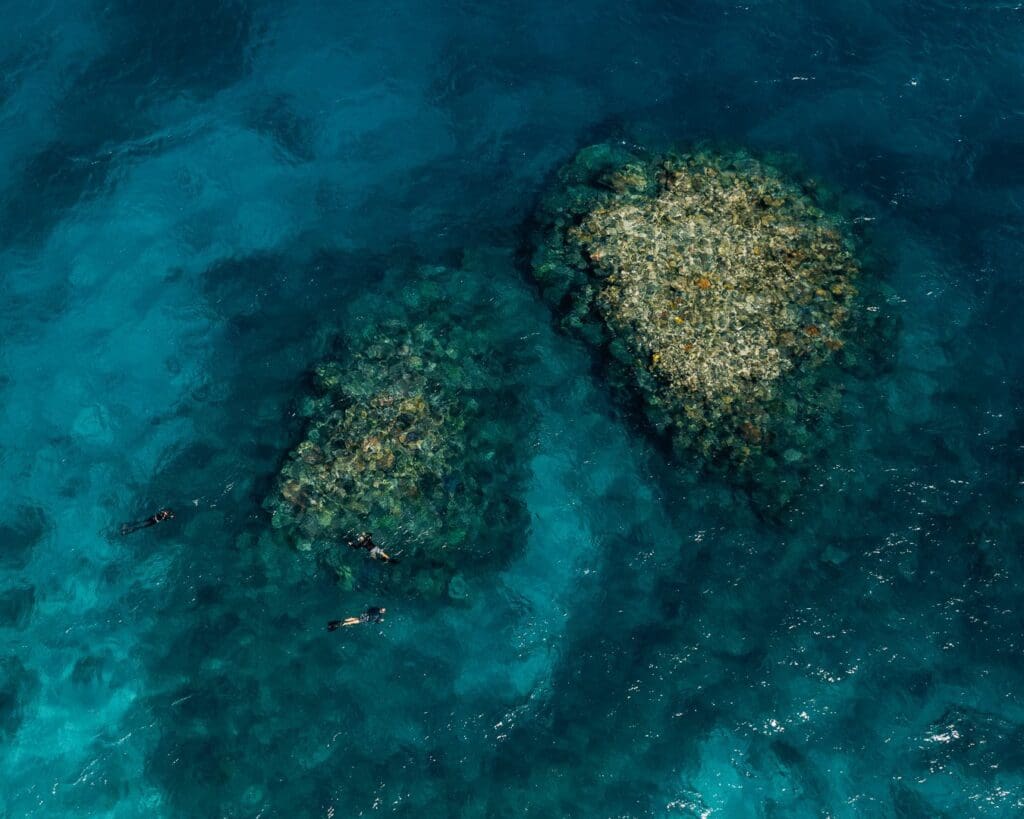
top-left (265, 261), bottom-right (534, 594)
top-left (532, 144), bottom-right (867, 494)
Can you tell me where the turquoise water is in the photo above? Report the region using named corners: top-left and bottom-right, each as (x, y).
top-left (1, 1), bottom-right (1023, 816)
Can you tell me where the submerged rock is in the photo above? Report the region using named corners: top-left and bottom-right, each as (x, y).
top-left (265, 261), bottom-right (535, 590)
top-left (532, 143), bottom-right (868, 493)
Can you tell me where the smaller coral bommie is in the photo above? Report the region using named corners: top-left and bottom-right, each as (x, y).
top-left (265, 262), bottom-right (535, 594)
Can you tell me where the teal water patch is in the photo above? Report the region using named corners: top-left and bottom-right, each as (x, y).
top-left (1, 0), bottom-right (1023, 816)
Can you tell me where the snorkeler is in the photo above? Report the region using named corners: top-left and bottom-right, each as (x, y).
top-left (327, 607), bottom-right (386, 630)
top-left (347, 531), bottom-right (376, 551)
top-left (120, 509), bottom-right (174, 535)
top-left (369, 544), bottom-right (400, 564)
top-left (347, 532), bottom-right (400, 564)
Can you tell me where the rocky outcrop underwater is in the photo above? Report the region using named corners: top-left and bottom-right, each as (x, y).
top-left (267, 143), bottom-right (889, 583)
top-left (531, 143), bottom-right (884, 505)
top-left (265, 260), bottom-right (536, 596)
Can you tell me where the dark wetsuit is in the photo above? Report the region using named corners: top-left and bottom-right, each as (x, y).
top-left (348, 532), bottom-right (376, 551)
top-left (120, 509), bottom-right (174, 535)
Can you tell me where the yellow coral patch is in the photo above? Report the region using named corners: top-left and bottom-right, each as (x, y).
top-left (541, 146), bottom-right (861, 472)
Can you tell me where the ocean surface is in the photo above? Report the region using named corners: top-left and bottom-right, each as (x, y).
top-left (1, 1), bottom-right (1023, 816)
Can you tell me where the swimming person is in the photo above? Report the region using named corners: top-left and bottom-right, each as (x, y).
top-left (347, 532), bottom-right (399, 564)
top-left (368, 544), bottom-right (399, 564)
top-left (347, 531), bottom-right (376, 551)
top-left (120, 509), bottom-right (174, 535)
top-left (327, 607), bottom-right (386, 630)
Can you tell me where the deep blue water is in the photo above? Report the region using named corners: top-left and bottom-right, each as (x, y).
top-left (1, 1), bottom-right (1023, 816)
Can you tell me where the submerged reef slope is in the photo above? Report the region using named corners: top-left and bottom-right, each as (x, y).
top-left (532, 143), bottom-right (867, 496)
top-left (265, 261), bottom-right (535, 594)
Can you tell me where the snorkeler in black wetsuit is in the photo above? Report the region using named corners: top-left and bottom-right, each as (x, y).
top-left (346, 532), bottom-right (400, 564)
top-left (347, 531), bottom-right (376, 551)
top-left (120, 509), bottom-right (174, 535)
top-left (327, 606), bottom-right (386, 630)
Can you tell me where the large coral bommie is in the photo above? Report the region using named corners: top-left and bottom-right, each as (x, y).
top-left (532, 143), bottom-right (870, 499)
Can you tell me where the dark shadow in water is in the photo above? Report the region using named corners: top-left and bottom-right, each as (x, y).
top-left (0, 657), bottom-right (40, 740)
top-left (0, 586), bottom-right (36, 630)
top-left (0, 0), bottom-right (260, 247)
top-left (0, 506), bottom-right (50, 571)
top-left (244, 93), bottom-right (317, 165)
